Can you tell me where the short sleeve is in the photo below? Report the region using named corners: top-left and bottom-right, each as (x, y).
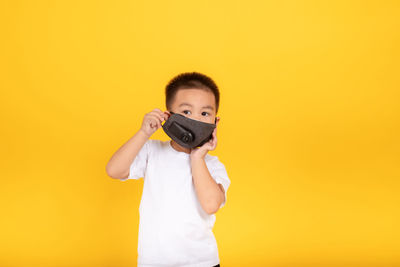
top-left (206, 156), bottom-right (231, 209)
top-left (120, 139), bottom-right (152, 181)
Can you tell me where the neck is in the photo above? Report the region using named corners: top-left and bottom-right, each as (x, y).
top-left (170, 140), bottom-right (191, 154)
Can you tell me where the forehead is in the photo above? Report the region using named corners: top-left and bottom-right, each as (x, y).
top-left (173, 88), bottom-right (216, 109)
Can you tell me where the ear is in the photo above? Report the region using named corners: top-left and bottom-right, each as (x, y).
top-left (215, 116), bottom-right (220, 125)
top-left (164, 110), bottom-right (172, 119)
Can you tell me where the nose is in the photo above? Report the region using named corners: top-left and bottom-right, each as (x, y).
top-left (190, 114), bottom-right (207, 123)
top-left (191, 115), bottom-right (202, 121)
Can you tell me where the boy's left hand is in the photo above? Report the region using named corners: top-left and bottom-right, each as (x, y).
top-left (190, 117), bottom-right (220, 160)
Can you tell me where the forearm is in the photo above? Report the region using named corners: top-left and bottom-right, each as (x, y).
top-left (191, 157), bottom-right (224, 214)
top-left (106, 129), bottom-right (149, 179)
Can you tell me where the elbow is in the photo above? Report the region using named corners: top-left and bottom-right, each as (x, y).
top-left (204, 201), bottom-right (221, 215)
top-left (105, 165), bottom-right (117, 179)
top-left (106, 170), bottom-right (119, 180)
top-left (204, 192), bottom-right (225, 215)
top-left (205, 207), bottom-right (218, 215)
top-left (105, 165), bottom-right (128, 180)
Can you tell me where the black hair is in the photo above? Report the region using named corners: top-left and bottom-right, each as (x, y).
top-left (165, 72), bottom-right (220, 114)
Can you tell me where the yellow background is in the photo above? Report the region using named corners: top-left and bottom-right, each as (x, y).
top-left (1, 1), bottom-right (399, 266)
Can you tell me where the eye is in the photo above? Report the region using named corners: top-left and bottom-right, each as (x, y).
top-left (183, 110), bottom-right (191, 115)
top-left (201, 112), bottom-right (209, 116)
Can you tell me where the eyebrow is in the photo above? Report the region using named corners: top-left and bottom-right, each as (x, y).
top-left (179, 102), bottom-right (214, 111)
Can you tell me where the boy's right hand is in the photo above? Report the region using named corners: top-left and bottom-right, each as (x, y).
top-left (140, 108), bottom-right (170, 138)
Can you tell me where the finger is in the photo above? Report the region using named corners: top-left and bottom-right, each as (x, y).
top-left (147, 115), bottom-right (161, 129)
top-left (160, 112), bottom-right (168, 122)
top-left (148, 120), bottom-right (155, 129)
top-left (212, 128), bottom-right (217, 137)
top-left (209, 139), bottom-right (216, 150)
top-left (149, 119), bottom-right (159, 129)
top-left (151, 109), bottom-right (167, 123)
top-left (211, 131), bottom-right (217, 146)
top-left (150, 112), bottom-right (165, 123)
top-left (155, 109), bottom-right (169, 121)
top-left (211, 137), bottom-right (216, 147)
top-left (163, 111), bottom-right (171, 120)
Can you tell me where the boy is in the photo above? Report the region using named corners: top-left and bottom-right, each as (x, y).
top-left (106, 72), bottom-right (230, 267)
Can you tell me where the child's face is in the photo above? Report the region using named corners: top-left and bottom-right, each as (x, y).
top-left (169, 88), bottom-right (218, 124)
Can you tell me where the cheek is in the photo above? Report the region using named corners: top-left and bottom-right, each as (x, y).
top-left (205, 118), bottom-right (214, 124)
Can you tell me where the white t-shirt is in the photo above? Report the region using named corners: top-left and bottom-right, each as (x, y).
top-left (120, 139), bottom-right (231, 267)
